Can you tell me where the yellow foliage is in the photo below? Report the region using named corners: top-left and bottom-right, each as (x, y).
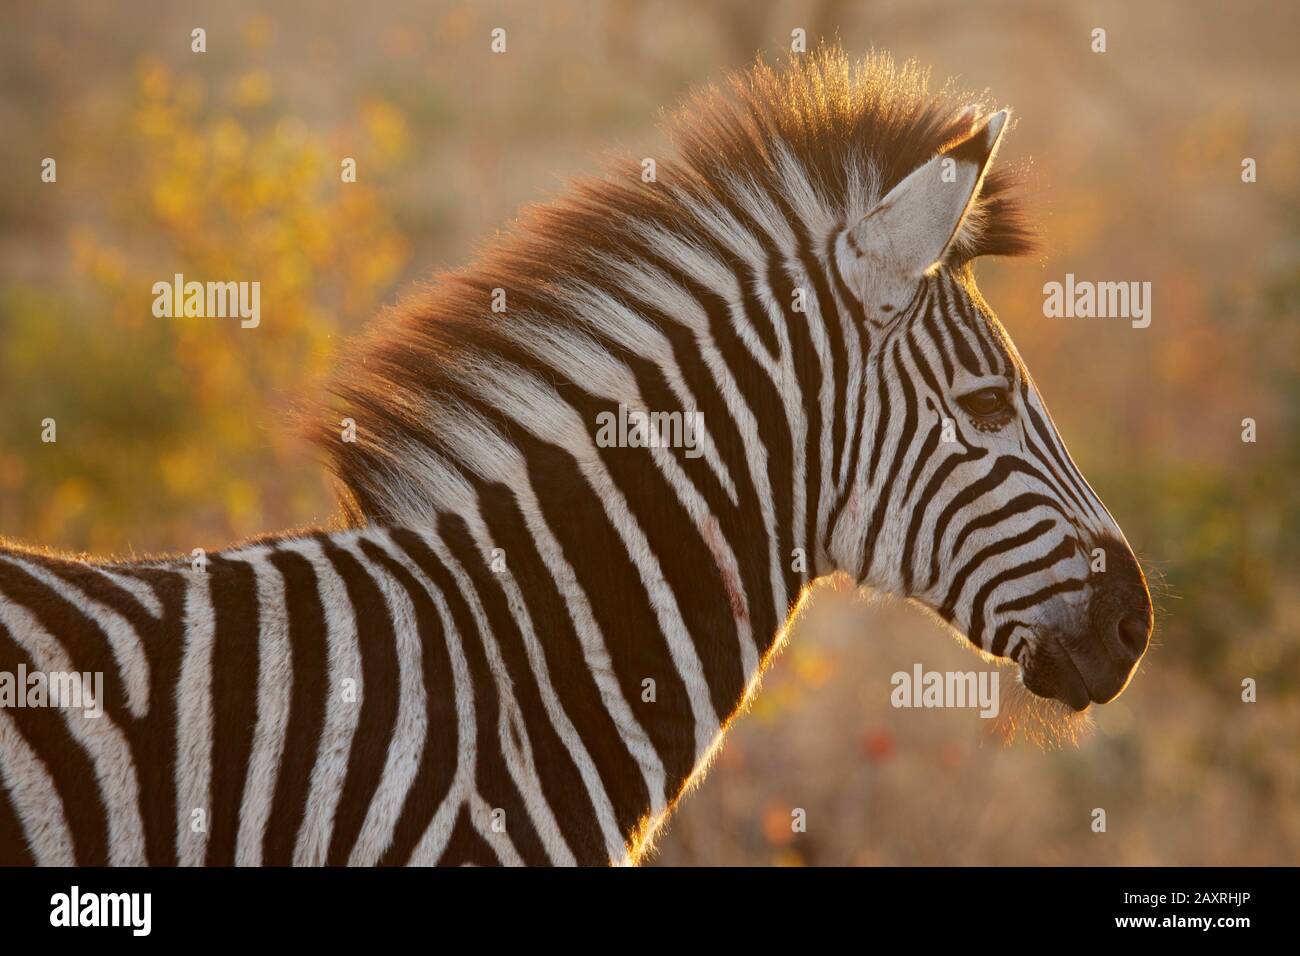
top-left (13, 54), bottom-right (413, 551)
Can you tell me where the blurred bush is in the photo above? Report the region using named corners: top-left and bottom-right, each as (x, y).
top-left (1, 38), bottom-right (409, 552)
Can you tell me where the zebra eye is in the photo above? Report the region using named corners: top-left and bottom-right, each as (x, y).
top-left (958, 387), bottom-right (1012, 422)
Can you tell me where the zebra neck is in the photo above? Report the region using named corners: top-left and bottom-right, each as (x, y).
top-left (337, 378), bottom-right (819, 853)
top-left (355, 512), bottom-right (801, 861)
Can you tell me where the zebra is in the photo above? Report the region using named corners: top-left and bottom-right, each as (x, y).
top-left (0, 49), bottom-right (1152, 866)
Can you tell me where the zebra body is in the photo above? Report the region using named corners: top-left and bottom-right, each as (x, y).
top-left (0, 50), bottom-right (1152, 866)
top-left (0, 524), bottom-right (736, 866)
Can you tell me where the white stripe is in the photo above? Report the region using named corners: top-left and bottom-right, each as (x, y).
top-left (468, 792), bottom-right (523, 866)
top-left (175, 571), bottom-right (216, 865)
top-left (0, 708), bottom-right (76, 864)
top-left (100, 569), bottom-right (164, 619)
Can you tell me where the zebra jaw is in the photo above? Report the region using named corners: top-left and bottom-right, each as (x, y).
top-left (1018, 636), bottom-right (1094, 712)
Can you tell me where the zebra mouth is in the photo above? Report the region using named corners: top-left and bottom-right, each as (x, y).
top-left (1020, 635), bottom-right (1093, 711)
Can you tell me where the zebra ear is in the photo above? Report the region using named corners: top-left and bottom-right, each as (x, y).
top-left (846, 110), bottom-right (1007, 311)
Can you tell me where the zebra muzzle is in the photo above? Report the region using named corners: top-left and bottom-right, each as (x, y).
top-left (1021, 539), bottom-right (1153, 710)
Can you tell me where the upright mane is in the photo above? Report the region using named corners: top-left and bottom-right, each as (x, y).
top-left (315, 47), bottom-right (1035, 521)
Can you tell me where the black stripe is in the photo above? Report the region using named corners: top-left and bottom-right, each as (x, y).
top-left (947, 274), bottom-right (1002, 371)
top-left (934, 277), bottom-right (982, 375)
top-left (616, 347), bottom-right (776, 644)
top-left (580, 390), bottom-right (746, 718)
top-left (921, 296), bottom-right (956, 385)
top-left (859, 341), bottom-right (918, 581)
top-left (990, 619), bottom-right (1033, 660)
top-left (673, 197), bottom-right (781, 361)
top-left (505, 432), bottom-right (698, 795)
top-left (1021, 397), bottom-right (1099, 522)
top-left (949, 493), bottom-right (1070, 561)
top-left (450, 404), bottom-right (702, 797)
top-left (203, 556), bottom-right (261, 866)
top-left (262, 548), bottom-right (328, 865)
top-left (908, 321), bottom-right (964, 431)
top-left (785, 211), bottom-right (850, 525)
top-left (0, 764), bottom-right (36, 865)
top-left (902, 418), bottom-right (942, 506)
top-left (126, 566), bottom-right (186, 866)
top-left (994, 577), bottom-right (1087, 617)
top-left (864, 353), bottom-right (891, 488)
top-left (315, 535), bottom-right (401, 866)
top-left (824, 228), bottom-right (871, 517)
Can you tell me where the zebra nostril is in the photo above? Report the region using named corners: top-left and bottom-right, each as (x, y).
top-left (1116, 614), bottom-right (1150, 660)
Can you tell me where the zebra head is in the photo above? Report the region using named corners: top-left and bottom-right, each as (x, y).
top-left (829, 110), bottom-right (1152, 711)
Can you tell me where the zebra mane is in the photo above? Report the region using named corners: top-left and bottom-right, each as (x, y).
top-left (666, 47), bottom-right (1034, 263)
top-left (315, 47), bottom-right (1034, 521)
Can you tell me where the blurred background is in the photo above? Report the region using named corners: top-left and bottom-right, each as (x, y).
top-left (1, 0), bottom-right (1296, 864)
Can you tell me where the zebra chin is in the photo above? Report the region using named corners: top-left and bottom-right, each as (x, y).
top-left (1016, 538), bottom-right (1154, 712)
